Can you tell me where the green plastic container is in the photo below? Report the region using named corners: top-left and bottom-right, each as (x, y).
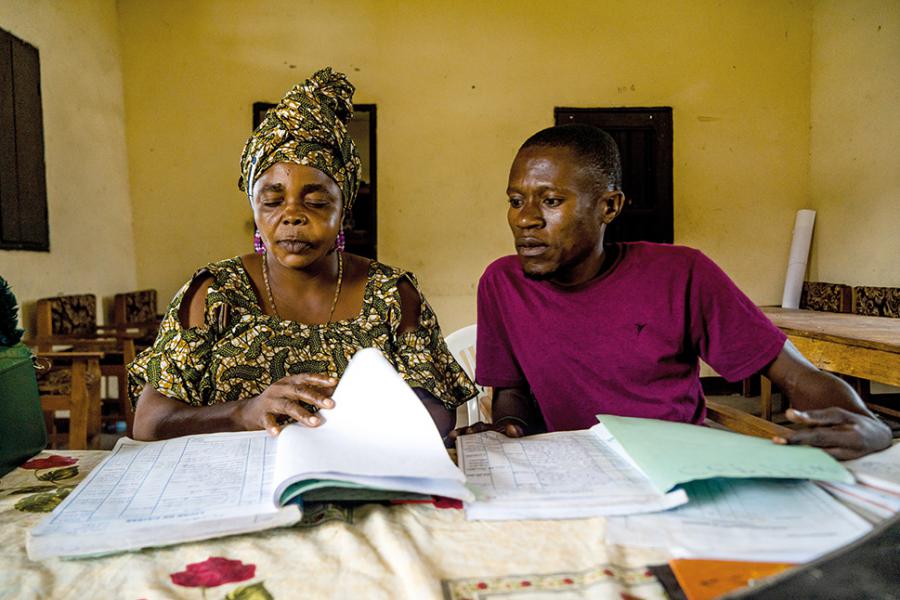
top-left (0, 343), bottom-right (47, 477)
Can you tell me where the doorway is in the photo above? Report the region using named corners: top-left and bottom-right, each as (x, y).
top-left (554, 107), bottom-right (673, 244)
top-left (252, 102), bottom-right (377, 259)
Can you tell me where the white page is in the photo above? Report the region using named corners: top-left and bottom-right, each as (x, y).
top-left (28, 431), bottom-right (301, 559)
top-left (274, 348), bottom-right (467, 501)
top-left (844, 443), bottom-right (900, 495)
top-left (28, 507), bottom-right (299, 561)
top-left (458, 425), bottom-right (687, 520)
top-left (606, 478), bottom-right (871, 562)
top-left (818, 481), bottom-right (900, 520)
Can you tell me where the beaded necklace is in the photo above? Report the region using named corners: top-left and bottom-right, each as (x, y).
top-left (262, 251), bottom-right (344, 323)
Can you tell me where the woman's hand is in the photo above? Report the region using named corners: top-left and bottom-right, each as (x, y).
top-left (239, 373), bottom-right (338, 435)
top-left (774, 408), bottom-right (892, 460)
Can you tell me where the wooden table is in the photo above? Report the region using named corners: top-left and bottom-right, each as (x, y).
top-left (760, 307), bottom-right (900, 419)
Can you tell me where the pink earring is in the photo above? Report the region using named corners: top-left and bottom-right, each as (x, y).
top-left (254, 230), bottom-right (265, 254)
top-left (335, 230), bottom-right (346, 253)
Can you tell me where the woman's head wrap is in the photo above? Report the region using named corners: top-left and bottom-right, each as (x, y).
top-left (239, 67), bottom-right (362, 216)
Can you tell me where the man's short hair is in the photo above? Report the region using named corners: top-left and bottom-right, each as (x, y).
top-left (520, 124), bottom-right (622, 191)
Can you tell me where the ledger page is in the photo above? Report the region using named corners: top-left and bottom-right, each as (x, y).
top-left (457, 425), bottom-right (687, 520)
top-left (29, 430), bottom-right (290, 556)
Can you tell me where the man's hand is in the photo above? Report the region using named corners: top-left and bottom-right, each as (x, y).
top-left (239, 373), bottom-right (338, 436)
top-left (774, 407), bottom-right (892, 460)
top-left (764, 341), bottom-right (893, 459)
top-left (444, 420), bottom-right (525, 448)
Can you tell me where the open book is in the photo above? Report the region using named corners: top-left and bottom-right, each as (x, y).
top-left (457, 424), bottom-right (688, 520)
top-left (28, 348), bottom-right (471, 560)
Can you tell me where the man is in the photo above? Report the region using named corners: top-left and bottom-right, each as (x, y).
top-left (455, 124), bottom-right (890, 459)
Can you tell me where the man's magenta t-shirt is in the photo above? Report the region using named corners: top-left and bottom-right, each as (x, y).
top-left (475, 242), bottom-right (786, 431)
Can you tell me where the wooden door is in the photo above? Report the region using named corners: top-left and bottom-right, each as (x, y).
top-left (555, 107), bottom-right (672, 244)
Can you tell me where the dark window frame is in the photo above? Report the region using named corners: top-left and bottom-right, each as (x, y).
top-left (0, 26), bottom-right (49, 252)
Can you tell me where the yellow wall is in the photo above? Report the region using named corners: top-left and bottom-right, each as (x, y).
top-left (119, 0), bottom-right (813, 333)
top-left (808, 0), bottom-right (900, 286)
top-left (0, 0), bottom-right (135, 330)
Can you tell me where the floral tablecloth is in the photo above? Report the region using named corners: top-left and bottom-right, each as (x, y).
top-left (0, 451), bottom-right (670, 600)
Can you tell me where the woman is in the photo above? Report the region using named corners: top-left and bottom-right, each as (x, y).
top-left (129, 68), bottom-right (475, 441)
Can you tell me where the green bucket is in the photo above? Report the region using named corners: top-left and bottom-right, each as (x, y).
top-left (0, 343), bottom-right (47, 477)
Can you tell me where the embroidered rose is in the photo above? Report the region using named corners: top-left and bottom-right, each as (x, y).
top-left (12, 455), bottom-right (80, 512)
top-left (170, 557), bottom-right (256, 588)
top-left (21, 455), bottom-right (77, 470)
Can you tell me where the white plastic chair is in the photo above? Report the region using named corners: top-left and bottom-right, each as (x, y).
top-left (445, 324), bottom-right (490, 427)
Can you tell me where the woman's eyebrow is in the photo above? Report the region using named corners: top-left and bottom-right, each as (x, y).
top-left (300, 183), bottom-right (336, 196)
top-left (258, 182), bottom-right (285, 194)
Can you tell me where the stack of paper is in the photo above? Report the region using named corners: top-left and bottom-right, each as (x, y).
top-left (844, 442), bottom-right (900, 495)
top-left (597, 415), bottom-right (872, 562)
top-left (457, 424), bottom-right (687, 520)
top-left (606, 478), bottom-right (872, 563)
top-left (819, 443), bottom-right (900, 521)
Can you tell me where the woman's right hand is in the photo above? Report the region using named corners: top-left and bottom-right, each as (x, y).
top-left (240, 373), bottom-right (338, 435)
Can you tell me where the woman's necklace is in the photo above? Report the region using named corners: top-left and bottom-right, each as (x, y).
top-left (262, 251), bottom-right (344, 323)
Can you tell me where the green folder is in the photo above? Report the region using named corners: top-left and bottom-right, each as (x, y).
top-left (280, 479), bottom-right (431, 505)
top-left (598, 414), bottom-right (853, 493)
top-left (0, 344), bottom-right (47, 477)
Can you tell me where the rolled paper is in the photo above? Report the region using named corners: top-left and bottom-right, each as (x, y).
top-left (781, 209), bottom-right (816, 309)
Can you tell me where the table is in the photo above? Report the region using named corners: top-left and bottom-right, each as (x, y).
top-left (0, 450), bottom-right (668, 600)
top-left (760, 307), bottom-right (900, 420)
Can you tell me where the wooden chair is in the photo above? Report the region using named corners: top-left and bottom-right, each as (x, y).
top-left (34, 351), bottom-right (103, 449)
top-left (800, 281), bottom-right (853, 314)
top-left (853, 286), bottom-right (900, 318)
top-left (112, 289), bottom-right (161, 352)
top-left (34, 294), bottom-right (136, 436)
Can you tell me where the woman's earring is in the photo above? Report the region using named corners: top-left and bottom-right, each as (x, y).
top-left (254, 229), bottom-right (265, 254)
top-left (335, 230), bottom-right (346, 253)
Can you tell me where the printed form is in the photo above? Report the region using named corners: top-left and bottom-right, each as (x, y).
top-left (458, 425), bottom-right (687, 520)
top-left (606, 478), bottom-right (872, 562)
top-left (28, 432), bottom-right (299, 559)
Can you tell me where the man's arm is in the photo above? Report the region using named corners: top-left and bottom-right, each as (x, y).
top-left (491, 386), bottom-right (547, 435)
top-left (763, 340), bottom-right (892, 459)
top-left (445, 384), bottom-right (547, 445)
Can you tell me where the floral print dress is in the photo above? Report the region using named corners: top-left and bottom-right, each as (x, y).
top-left (128, 257), bottom-right (476, 409)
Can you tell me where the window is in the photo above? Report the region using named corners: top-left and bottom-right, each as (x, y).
top-left (0, 27), bottom-right (48, 251)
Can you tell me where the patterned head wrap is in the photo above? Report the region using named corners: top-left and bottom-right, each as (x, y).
top-left (239, 67), bottom-right (362, 217)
